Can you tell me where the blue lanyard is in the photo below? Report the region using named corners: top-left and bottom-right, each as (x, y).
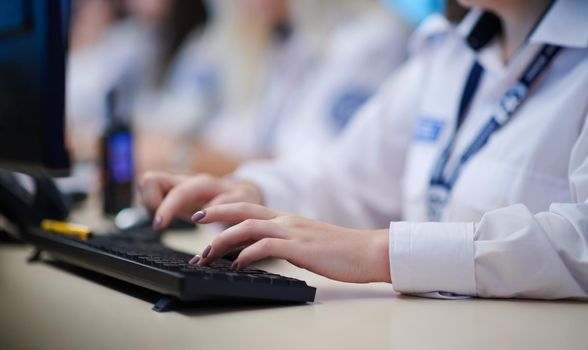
top-left (427, 44), bottom-right (562, 221)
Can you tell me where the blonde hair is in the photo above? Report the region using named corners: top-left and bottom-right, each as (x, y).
top-left (289, 0), bottom-right (384, 54)
top-left (201, 0), bottom-right (276, 116)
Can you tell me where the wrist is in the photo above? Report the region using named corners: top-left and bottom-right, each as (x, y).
top-left (367, 229), bottom-right (391, 283)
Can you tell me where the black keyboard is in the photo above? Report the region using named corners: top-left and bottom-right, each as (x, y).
top-left (25, 227), bottom-right (316, 311)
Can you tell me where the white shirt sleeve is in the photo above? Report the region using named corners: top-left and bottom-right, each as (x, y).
top-left (390, 111), bottom-right (588, 299)
top-left (271, 12), bottom-right (410, 159)
top-left (234, 58), bottom-right (426, 229)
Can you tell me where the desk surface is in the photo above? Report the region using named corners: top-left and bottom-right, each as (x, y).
top-left (1, 203), bottom-right (588, 350)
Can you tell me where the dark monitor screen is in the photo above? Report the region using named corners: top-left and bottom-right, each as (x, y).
top-left (0, 0), bottom-right (70, 175)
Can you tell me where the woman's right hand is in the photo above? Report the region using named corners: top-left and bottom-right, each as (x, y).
top-left (138, 171), bottom-right (263, 231)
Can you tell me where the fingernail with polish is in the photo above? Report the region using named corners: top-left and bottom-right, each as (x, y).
top-left (191, 210), bottom-right (206, 223)
top-left (201, 245), bottom-right (212, 259)
top-left (152, 216), bottom-right (163, 231)
top-left (188, 255), bottom-right (201, 265)
top-left (230, 260), bottom-right (240, 271)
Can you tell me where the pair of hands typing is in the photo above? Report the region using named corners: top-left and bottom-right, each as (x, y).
top-left (139, 172), bottom-right (391, 284)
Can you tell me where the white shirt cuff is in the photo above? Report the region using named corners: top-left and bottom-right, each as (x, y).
top-left (389, 221), bottom-right (477, 297)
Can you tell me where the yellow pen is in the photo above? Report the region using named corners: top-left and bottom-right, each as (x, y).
top-left (41, 220), bottom-right (93, 240)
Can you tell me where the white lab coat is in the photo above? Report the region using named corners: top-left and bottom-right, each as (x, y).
top-left (234, 0), bottom-right (588, 299)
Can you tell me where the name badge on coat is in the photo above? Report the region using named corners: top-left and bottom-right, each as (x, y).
top-left (414, 117), bottom-right (445, 143)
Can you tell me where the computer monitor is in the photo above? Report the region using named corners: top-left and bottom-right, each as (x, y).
top-left (0, 0), bottom-right (71, 175)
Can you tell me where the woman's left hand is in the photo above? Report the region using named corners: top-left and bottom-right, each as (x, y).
top-left (190, 203), bottom-right (391, 284)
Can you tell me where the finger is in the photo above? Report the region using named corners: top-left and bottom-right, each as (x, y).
top-left (198, 219), bottom-right (284, 264)
top-left (154, 176), bottom-right (224, 230)
top-left (196, 202), bottom-right (278, 224)
top-left (138, 172), bottom-right (168, 212)
top-left (154, 185), bottom-right (205, 230)
top-left (138, 172), bottom-right (183, 213)
top-left (138, 171), bottom-right (184, 193)
top-left (204, 191), bottom-right (249, 208)
top-left (232, 238), bottom-right (294, 270)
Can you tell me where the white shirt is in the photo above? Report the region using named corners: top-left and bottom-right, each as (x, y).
top-left (235, 0), bottom-right (588, 299)
top-left (264, 11), bottom-right (410, 159)
top-left (203, 10), bottom-right (410, 158)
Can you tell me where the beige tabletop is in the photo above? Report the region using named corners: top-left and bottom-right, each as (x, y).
top-left (1, 201), bottom-right (588, 350)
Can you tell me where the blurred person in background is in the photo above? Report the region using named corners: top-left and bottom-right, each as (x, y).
top-left (183, 0), bottom-right (413, 175)
top-left (66, 0), bottom-right (419, 184)
top-left (248, 0), bottom-right (413, 167)
top-left (66, 0), bottom-right (208, 164)
top-left (66, 0), bottom-right (288, 175)
top-left (135, 0), bottom-right (293, 175)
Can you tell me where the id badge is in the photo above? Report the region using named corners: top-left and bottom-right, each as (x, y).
top-left (427, 185), bottom-right (450, 222)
